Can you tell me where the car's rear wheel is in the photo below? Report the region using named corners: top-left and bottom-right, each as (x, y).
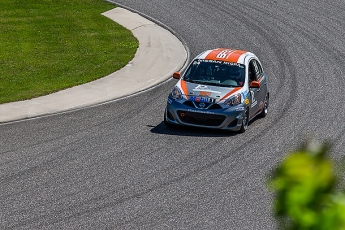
top-left (260, 94), bottom-right (269, 118)
top-left (239, 109), bottom-right (249, 133)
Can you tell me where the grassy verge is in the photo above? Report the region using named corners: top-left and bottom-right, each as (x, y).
top-left (0, 0), bottom-right (138, 104)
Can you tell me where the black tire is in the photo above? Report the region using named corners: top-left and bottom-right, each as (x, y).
top-left (260, 94), bottom-right (269, 118)
top-left (239, 109), bottom-right (249, 133)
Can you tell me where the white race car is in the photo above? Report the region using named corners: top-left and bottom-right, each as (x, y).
top-left (164, 48), bottom-right (269, 133)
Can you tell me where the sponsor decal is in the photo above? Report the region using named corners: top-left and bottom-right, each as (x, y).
top-left (193, 85), bottom-right (221, 94)
top-left (242, 90), bottom-right (250, 99)
top-left (187, 109), bottom-right (215, 114)
top-left (242, 91), bottom-right (250, 105)
top-left (199, 91), bottom-right (211, 97)
top-left (236, 107), bottom-right (245, 111)
top-left (194, 59), bottom-right (245, 68)
top-left (189, 96), bottom-right (216, 103)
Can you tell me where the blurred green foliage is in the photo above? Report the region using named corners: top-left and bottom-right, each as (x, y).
top-left (268, 140), bottom-right (345, 230)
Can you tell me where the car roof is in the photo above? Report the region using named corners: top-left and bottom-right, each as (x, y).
top-left (195, 48), bottom-right (255, 65)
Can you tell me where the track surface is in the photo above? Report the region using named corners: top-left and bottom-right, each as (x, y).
top-left (1, 1), bottom-right (345, 229)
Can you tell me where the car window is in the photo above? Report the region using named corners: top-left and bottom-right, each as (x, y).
top-left (183, 59), bottom-right (245, 87)
top-left (248, 60), bottom-right (257, 81)
top-left (249, 59), bottom-right (263, 82)
top-left (254, 60), bottom-right (263, 74)
top-left (253, 60), bottom-right (263, 77)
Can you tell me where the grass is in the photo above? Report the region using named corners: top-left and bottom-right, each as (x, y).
top-left (0, 0), bottom-right (138, 104)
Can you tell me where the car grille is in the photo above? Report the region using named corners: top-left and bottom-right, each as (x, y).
top-left (177, 110), bottom-right (225, 126)
top-left (183, 101), bottom-right (222, 110)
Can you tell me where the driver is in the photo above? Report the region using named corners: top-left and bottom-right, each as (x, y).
top-left (228, 67), bottom-right (243, 86)
top-left (213, 67), bottom-right (227, 81)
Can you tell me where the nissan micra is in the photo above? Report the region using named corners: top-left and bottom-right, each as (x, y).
top-left (164, 48), bottom-right (269, 133)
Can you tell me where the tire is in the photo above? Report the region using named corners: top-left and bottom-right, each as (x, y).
top-left (239, 109), bottom-right (249, 133)
top-left (260, 94), bottom-right (269, 118)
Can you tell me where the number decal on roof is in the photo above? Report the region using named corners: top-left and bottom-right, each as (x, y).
top-left (216, 49), bottom-right (232, 59)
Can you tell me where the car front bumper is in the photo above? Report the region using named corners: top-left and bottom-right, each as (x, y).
top-left (165, 99), bottom-right (246, 131)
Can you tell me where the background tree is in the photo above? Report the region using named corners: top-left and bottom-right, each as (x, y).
top-left (268, 140), bottom-right (345, 229)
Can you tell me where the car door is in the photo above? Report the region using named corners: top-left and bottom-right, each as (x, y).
top-left (253, 59), bottom-right (267, 112)
top-left (248, 59), bottom-right (265, 117)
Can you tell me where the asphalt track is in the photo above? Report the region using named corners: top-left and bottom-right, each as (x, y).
top-left (1, 1), bottom-right (345, 229)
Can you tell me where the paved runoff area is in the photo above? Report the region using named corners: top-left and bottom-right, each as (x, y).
top-left (0, 7), bottom-right (187, 123)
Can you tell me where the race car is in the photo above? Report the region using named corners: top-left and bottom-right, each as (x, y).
top-left (164, 48), bottom-right (269, 133)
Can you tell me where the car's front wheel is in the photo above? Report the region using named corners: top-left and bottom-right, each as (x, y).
top-left (239, 109), bottom-right (249, 133)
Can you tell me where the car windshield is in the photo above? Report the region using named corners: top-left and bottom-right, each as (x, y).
top-left (183, 59), bottom-right (245, 87)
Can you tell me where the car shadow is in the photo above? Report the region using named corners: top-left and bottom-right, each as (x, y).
top-left (148, 114), bottom-right (265, 137)
top-left (149, 122), bottom-right (240, 137)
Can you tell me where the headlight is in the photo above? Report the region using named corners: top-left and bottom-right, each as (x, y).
top-left (171, 86), bottom-right (183, 100)
top-left (224, 93), bottom-right (241, 106)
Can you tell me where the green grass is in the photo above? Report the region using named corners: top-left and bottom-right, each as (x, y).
top-left (0, 0), bottom-right (138, 104)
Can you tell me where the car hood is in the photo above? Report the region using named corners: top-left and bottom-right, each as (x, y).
top-left (178, 80), bottom-right (242, 103)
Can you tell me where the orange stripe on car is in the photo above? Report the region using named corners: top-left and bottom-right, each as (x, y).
top-left (204, 48), bottom-right (233, 60)
top-left (226, 50), bottom-right (247, 62)
top-left (205, 48), bottom-right (247, 62)
top-left (180, 80), bottom-right (189, 99)
top-left (219, 87), bottom-right (242, 102)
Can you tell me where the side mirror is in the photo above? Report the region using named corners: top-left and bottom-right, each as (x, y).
top-left (173, 72), bottom-right (181, 79)
top-left (250, 81), bottom-right (260, 88)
